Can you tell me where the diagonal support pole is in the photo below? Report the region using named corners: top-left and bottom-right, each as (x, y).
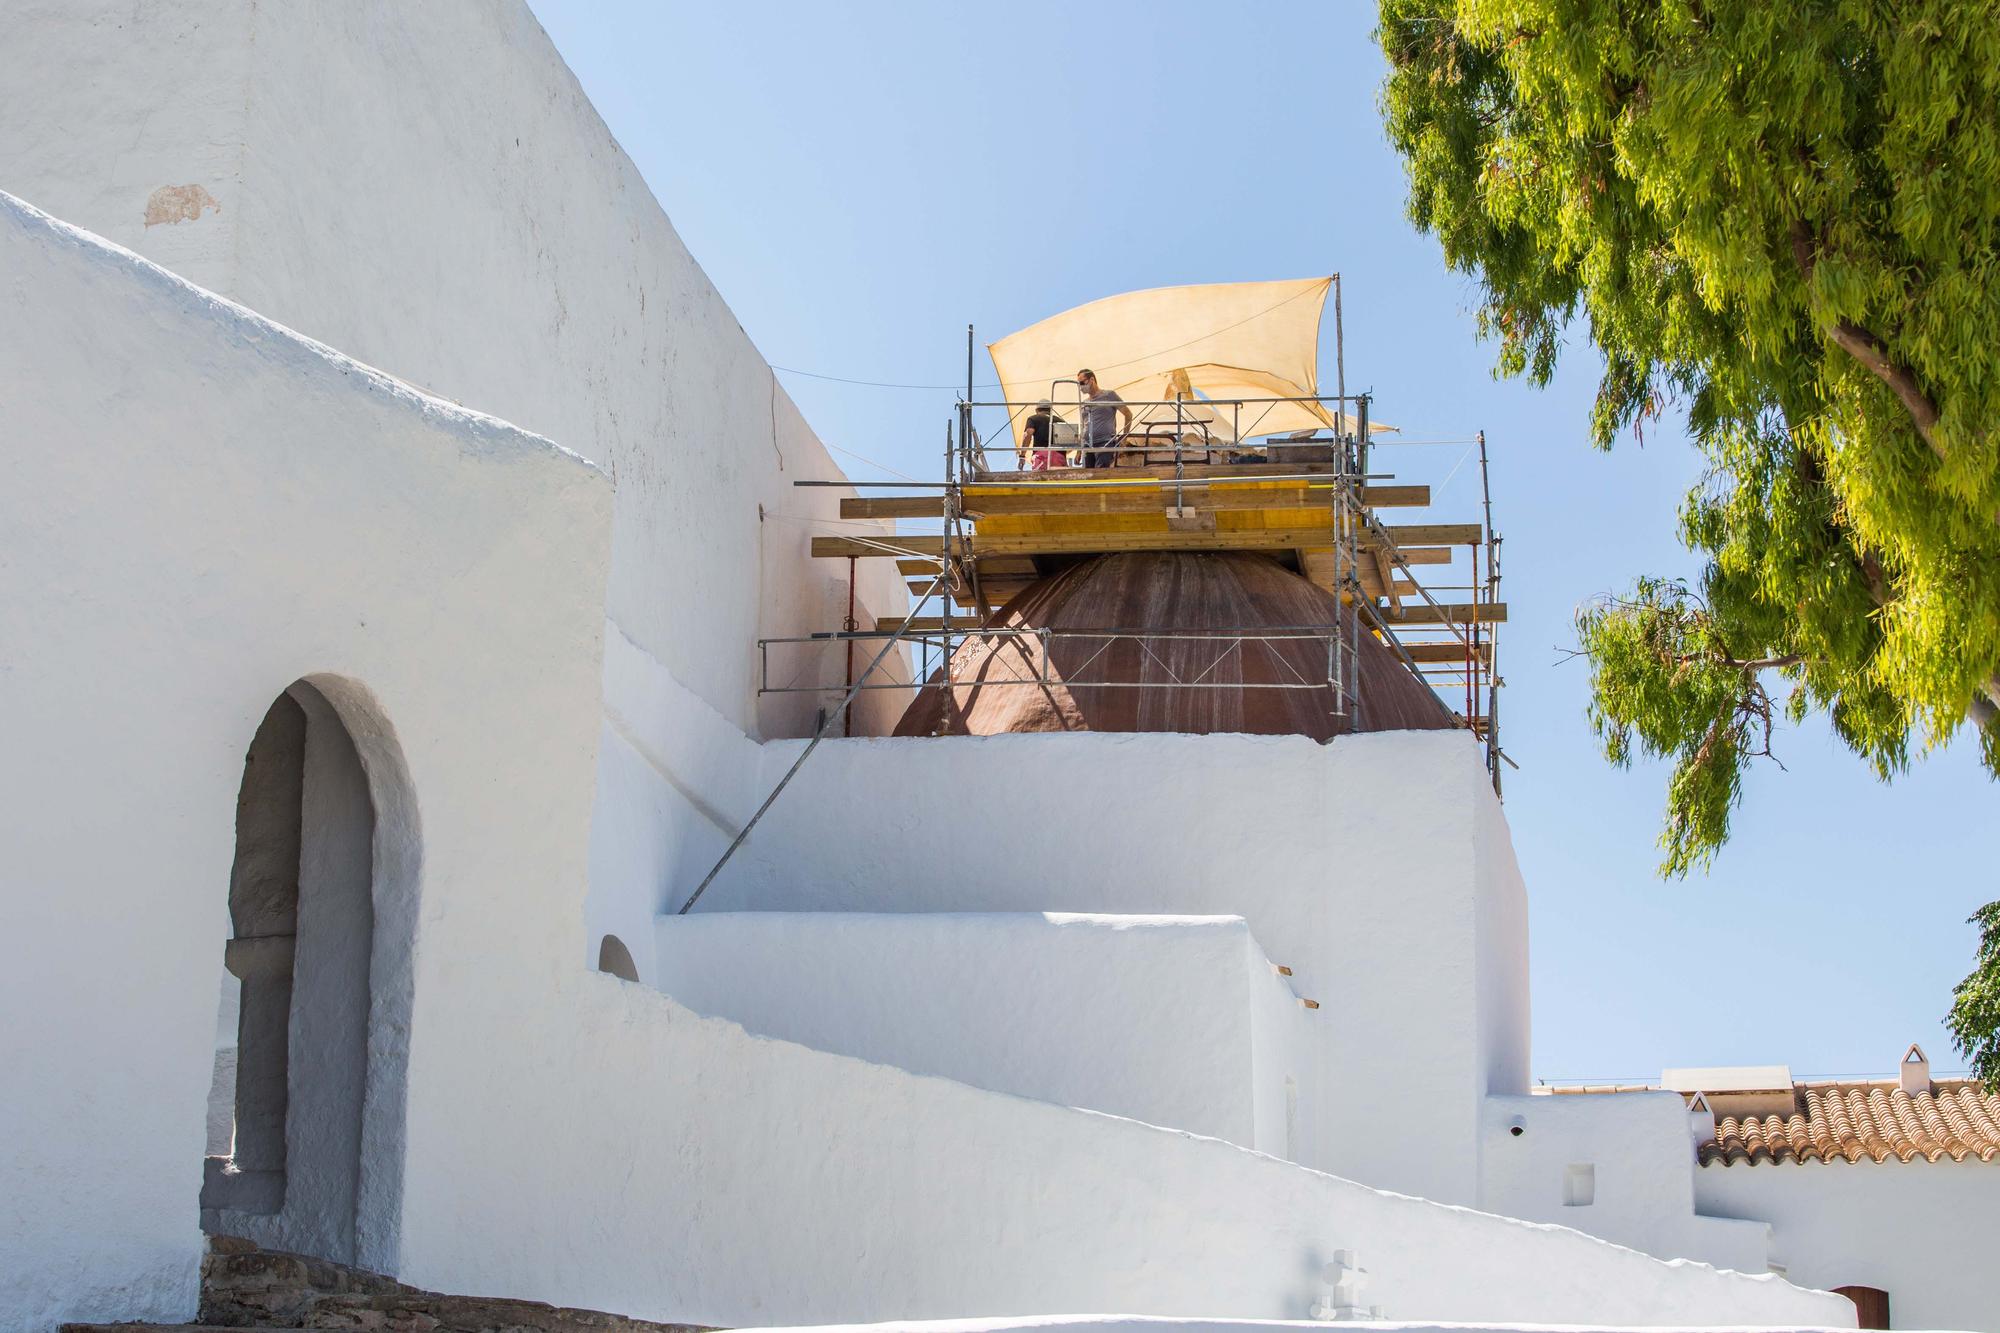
top-left (677, 569), bottom-right (947, 915)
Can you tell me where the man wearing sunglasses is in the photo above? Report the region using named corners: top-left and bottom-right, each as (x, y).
top-left (1076, 368), bottom-right (1131, 469)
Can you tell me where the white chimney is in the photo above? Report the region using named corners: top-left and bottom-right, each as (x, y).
top-left (1687, 1091), bottom-right (1717, 1145)
top-left (1899, 1043), bottom-right (1931, 1096)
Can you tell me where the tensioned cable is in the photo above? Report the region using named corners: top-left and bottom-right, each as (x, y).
top-left (775, 365), bottom-right (979, 390)
top-left (821, 438), bottom-right (925, 482)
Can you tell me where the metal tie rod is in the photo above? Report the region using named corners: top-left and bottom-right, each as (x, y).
top-left (677, 570), bottom-right (949, 916)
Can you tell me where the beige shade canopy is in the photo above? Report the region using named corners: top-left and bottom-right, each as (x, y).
top-left (986, 277), bottom-right (1393, 450)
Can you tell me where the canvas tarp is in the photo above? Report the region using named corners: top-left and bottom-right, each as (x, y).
top-left (986, 277), bottom-right (1390, 450)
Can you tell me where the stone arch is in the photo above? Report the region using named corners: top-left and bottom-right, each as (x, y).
top-left (200, 677), bottom-right (418, 1274)
top-left (597, 933), bottom-right (639, 983)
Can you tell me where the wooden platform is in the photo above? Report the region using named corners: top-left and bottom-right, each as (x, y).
top-left (810, 525), bottom-right (1480, 560)
top-left (810, 452), bottom-right (1503, 723)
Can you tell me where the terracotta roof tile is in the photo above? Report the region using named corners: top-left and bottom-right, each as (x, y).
top-left (1702, 1079), bottom-right (2000, 1167)
top-left (1543, 1076), bottom-right (2000, 1166)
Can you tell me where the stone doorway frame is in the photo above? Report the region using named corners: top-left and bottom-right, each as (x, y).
top-left (201, 675), bottom-right (419, 1276)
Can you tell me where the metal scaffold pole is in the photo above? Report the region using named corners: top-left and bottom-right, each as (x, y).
top-left (941, 419), bottom-right (957, 732)
top-left (1477, 428), bottom-right (1503, 795)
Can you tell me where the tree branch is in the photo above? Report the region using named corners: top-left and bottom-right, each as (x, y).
top-left (1697, 652), bottom-right (1804, 673)
top-left (1826, 321), bottom-right (1943, 454)
top-left (1789, 221), bottom-right (1945, 460)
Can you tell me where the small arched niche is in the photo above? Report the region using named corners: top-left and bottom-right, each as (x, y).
top-left (200, 678), bottom-right (416, 1273)
top-left (1834, 1286), bottom-right (1891, 1330)
top-left (597, 933), bottom-right (640, 983)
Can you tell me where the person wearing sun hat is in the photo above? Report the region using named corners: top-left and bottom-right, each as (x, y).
top-left (1021, 398), bottom-right (1065, 470)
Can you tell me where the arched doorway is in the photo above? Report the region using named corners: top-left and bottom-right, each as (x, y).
top-left (200, 679), bottom-right (414, 1271)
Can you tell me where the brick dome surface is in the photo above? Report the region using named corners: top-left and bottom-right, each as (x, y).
top-left (894, 551), bottom-right (1458, 740)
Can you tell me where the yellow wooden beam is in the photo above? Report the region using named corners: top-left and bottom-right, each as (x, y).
top-left (1376, 523), bottom-right (1482, 547)
top-left (815, 535), bottom-right (961, 558)
top-left (1382, 602), bottom-right (1508, 625)
top-left (1398, 641), bottom-right (1495, 664)
top-left (817, 524), bottom-right (1474, 559)
top-left (899, 556), bottom-right (1037, 577)
top-left (912, 579), bottom-right (1033, 601)
top-left (1305, 545), bottom-right (1452, 567)
top-left (875, 615), bottom-right (992, 635)
top-left (1371, 547), bottom-right (1402, 613)
top-left (843, 495), bottom-right (948, 520)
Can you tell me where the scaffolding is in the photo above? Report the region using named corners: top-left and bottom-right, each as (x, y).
top-left (683, 315), bottom-right (1511, 913)
top-left (764, 377), bottom-right (1507, 786)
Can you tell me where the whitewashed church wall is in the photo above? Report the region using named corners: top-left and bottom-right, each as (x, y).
top-left (1480, 1094), bottom-right (1771, 1276)
top-left (0, 198), bottom-right (1852, 1333)
top-left (413, 970), bottom-right (1850, 1330)
top-left (0, 1), bottom-right (908, 748)
top-left (1695, 1158), bottom-right (2000, 1333)
top-left (729, 1319), bottom-right (1857, 1333)
top-left (652, 911), bottom-right (1309, 1150)
top-left (583, 625), bottom-right (790, 970)
top-left (720, 729), bottom-right (1528, 1207)
top-left (1474, 790), bottom-right (1532, 1099)
top-left (1247, 928), bottom-right (1316, 1161)
top-left (0, 0), bottom-right (253, 300)
top-left (0, 195), bottom-right (614, 1331)
top-left (0, 1), bottom-right (911, 992)
top-left (225, 0), bottom-right (908, 740)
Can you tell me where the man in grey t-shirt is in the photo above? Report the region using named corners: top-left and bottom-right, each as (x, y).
top-left (1077, 368), bottom-right (1132, 468)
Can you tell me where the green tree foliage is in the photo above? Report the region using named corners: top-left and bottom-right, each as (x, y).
top-left (1377, 1), bottom-right (1999, 1061)
top-left (1950, 903), bottom-right (2000, 1083)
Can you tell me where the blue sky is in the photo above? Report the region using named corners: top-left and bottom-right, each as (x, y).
top-left (526, 0), bottom-right (1991, 1081)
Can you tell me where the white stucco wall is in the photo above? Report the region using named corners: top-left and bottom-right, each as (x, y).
top-left (710, 729), bottom-right (1517, 1206)
top-left (1696, 1159), bottom-right (2000, 1332)
top-left (434, 968), bottom-right (1848, 1330)
top-left (1474, 790), bottom-right (1532, 1099)
top-left (0, 195), bottom-right (614, 1330)
top-left (0, 2), bottom-right (251, 300)
top-left (654, 911), bottom-right (1311, 1151)
top-left (742, 1319), bottom-right (1860, 1333)
top-left (0, 0), bottom-right (905, 737)
top-left (1480, 1094), bottom-right (1772, 1275)
top-left (0, 0), bottom-right (911, 997)
top-left (0, 196), bottom-right (1855, 1333)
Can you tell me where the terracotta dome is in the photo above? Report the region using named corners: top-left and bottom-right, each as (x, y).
top-left (893, 551), bottom-right (1458, 740)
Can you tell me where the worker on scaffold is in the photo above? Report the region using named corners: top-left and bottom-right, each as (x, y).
top-left (1021, 399), bottom-right (1065, 470)
top-left (1077, 368), bottom-right (1132, 469)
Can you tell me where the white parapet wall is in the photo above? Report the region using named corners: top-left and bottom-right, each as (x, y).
top-left (715, 728), bottom-right (1529, 1208)
top-left (654, 911), bottom-right (1312, 1153)
top-left (1695, 1158), bottom-right (2000, 1333)
top-left (454, 971), bottom-right (1851, 1329)
top-left (0, 194), bottom-right (615, 1330)
top-left (736, 1320), bottom-right (1863, 1333)
top-left (1480, 1093), bottom-right (1773, 1275)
